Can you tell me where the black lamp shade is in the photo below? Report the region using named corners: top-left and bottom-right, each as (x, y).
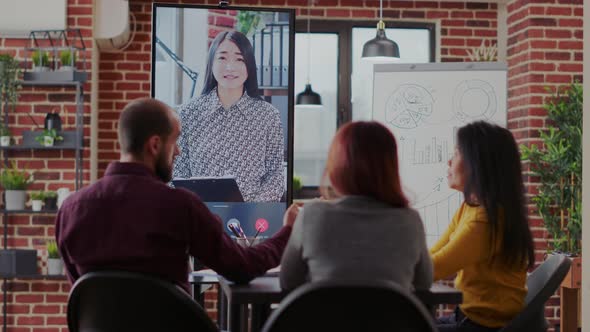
top-left (362, 28), bottom-right (400, 59)
top-left (296, 84), bottom-right (322, 106)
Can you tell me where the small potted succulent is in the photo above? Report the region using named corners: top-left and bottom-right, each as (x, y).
top-left (59, 49), bottom-right (76, 71)
top-left (46, 240), bottom-right (63, 275)
top-left (43, 190), bottom-right (57, 210)
top-left (35, 129), bottom-right (63, 147)
top-left (30, 191), bottom-right (44, 211)
top-left (0, 162), bottom-right (34, 210)
top-left (0, 122), bottom-right (10, 147)
top-left (31, 50), bottom-right (51, 72)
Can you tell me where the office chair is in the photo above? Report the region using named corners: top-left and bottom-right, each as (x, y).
top-left (499, 253), bottom-right (571, 332)
top-left (67, 270), bottom-right (219, 332)
top-left (261, 279), bottom-right (437, 332)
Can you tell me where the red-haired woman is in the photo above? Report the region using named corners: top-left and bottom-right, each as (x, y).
top-left (280, 121), bottom-right (432, 291)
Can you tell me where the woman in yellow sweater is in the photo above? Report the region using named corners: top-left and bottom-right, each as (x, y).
top-left (431, 121), bottom-right (535, 332)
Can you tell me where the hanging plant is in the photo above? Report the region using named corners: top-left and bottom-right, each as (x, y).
top-left (0, 54), bottom-right (21, 110)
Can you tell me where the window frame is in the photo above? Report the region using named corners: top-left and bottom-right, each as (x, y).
top-left (295, 20), bottom-right (436, 127)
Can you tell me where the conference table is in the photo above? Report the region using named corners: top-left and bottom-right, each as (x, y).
top-left (216, 275), bottom-right (462, 332)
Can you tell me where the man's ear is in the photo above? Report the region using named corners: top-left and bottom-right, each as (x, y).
top-left (145, 135), bottom-right (162, 158)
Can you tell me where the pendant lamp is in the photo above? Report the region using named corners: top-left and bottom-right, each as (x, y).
top-left (362, 0), bottom-right (400, 61)
top-left (296, 0), bottom-right (322, 107)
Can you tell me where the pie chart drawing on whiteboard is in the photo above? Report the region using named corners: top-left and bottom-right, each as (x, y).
top-left (453, 79), bottom-right (497, 122)
top-left (385, 84), bottom-right (434, 129)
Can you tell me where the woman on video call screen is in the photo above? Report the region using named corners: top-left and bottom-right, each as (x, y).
top-left (153, 6), bottom-right (293, 203)
top-left (172, 30), bottom-right (285, 202)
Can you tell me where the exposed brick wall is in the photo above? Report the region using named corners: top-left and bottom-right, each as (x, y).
top-left (0, 0), bottom-right (581, 330)
top-left (0, 0), bottom-right (94, 330)
top-left (98, 0), bottom-right (499, 172)
top-left (506, 0), bottom-right (583, 329)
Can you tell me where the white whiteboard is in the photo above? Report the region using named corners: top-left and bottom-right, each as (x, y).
top-left (372, 62), bottom-right (507, 247)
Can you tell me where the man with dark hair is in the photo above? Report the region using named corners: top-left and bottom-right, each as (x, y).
top-left (55, 98), bottom-right (300, 292)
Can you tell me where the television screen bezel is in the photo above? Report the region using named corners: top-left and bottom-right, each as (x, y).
top-left (150, 2), bottom-right (296, 205)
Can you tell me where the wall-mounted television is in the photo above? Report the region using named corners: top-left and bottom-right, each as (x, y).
top-left (151, 3), bottom-right (295, 239)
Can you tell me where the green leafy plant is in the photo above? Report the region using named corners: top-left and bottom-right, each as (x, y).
top-left (46, 240), bottom-right (60, 259)
top-left (236, 11), bottom-right (263, 37)
top-left (59, 49), bottom-right (76, 67)
top-left (521, 82), bottom-right (582, 255)
top-left (0, 161), bottom-right (34, 190)
top-left (0, 53), bottom-right (21, 110)
top-left (293, 175), bottom-right (302, 192)
top-left (44, 190), bottom-right (57, 199)
top-left (31, 50), bottom-right (50, 68)
top-left (466, 40), bottom-right (498, 62)
top-left (0, 122), bottom-right (10, 137)
top-left (30, 191), bottom-right (44, 200)
top-left (34, 129), bottom-right (63, 144)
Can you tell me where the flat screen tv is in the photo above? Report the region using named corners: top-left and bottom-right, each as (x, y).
top-left (151, 3), bottom-right (295, 239)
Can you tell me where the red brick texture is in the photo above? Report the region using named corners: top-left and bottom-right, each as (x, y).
top-left (506, 0), bottom-right (583, 329)
top-left (0, 0), bottom-right (93, 330)
top-left (0, 0), bottom-right (582, 330)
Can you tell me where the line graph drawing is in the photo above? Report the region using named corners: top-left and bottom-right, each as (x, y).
top-left (453, 79), bottom-right (497, 123)
top-left (416, 191), bottom-right (463, 247)
top-left (385, 84), bottom-right (434, 129)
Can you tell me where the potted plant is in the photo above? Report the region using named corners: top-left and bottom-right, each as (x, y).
top-left (31, 50), bottom-right (50, 72)
top-left (59, 49), bottom-right (76, 71)
top-left (34, 128), bottom-right (63, 147)
top-left (0, 122), bottom-right (10, 146)
top-left (293, 175), bottom-right (302, 198)
top-left (466, 40), bottom-right (498, 62)
top-left (0, 161), bottom-right (34, 210)
top-left (0, 54), bottom-right (21, 115)
top-left (521, 82), bottom-right (582, 289)
top-left (43, 190), bottom-right (57, 210)
top-left (46, 240), bottom-right (63, 275)
top-left (29, 191), bottom-right (44, 211)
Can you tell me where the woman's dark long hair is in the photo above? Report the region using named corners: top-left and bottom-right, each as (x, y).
top-left (457, 121), bottom-right (534, 269)
top-left (201, 31), bottom-right (260, 98)
top-left (320, 121), bottom-right (409, 208)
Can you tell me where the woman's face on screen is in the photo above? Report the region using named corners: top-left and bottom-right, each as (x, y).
top-left (212, 40), bottom-right (248, 91)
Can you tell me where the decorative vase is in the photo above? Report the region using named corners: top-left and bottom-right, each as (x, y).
top-left (4, 190), bottom-right (26, 210)
top-left (47, 258), bottom-right (63, 275)
top-left (0, 136), bottom-right (9, 146)
top-left (31, 200), bottom-right (43, 211)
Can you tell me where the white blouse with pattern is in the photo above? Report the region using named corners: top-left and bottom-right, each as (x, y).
top-left (173, 88), bottom-right (285, 202)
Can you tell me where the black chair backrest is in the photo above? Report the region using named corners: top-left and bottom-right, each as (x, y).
top-left (500, 254), bottom-right (571, 332)
top-left (261, 280), bottom-right (437, 332)
top-left (67, 270), bottom-right (218, 332)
